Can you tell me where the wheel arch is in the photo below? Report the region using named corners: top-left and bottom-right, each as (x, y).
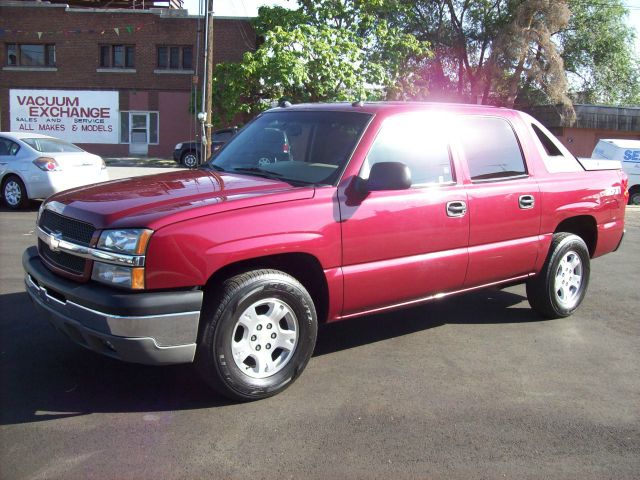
top-left (628, 183), bottom-right (640, 204)
top-left (202, 252), bottom-right (330, 324)
top-left (554, 215), bottom-right (597, 257)
top-left (1, 171), bottom-right (31, 198)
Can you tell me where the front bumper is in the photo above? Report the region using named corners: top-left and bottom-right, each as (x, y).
top-left (23, 247), bottom-right (203, 365)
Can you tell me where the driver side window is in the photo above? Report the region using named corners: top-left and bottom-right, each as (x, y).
top-left (361, 115), bottom-right (454, 186)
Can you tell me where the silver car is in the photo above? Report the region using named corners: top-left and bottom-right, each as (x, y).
top-left (0, 133), bottom-right (109, 209)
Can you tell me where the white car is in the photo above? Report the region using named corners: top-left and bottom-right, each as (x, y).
top-left (0, 132), bottom-right (109, 209)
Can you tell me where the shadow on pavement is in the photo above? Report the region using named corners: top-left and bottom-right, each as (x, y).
top-left (0, 287), bottom-right (540, 425)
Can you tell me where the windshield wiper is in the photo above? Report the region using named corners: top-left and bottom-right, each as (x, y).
top-left (208, 164), bottom-right (226, 172)
top-left (232, 167), bottom-right (284, 178)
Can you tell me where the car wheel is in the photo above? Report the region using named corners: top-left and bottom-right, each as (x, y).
top-left (196, 269), bottom-right (318, 401)
top-left (526, 233), bottom-right (590, 319)
top-left (2, 175), bottom-right (29, 209)
top-left (629, 190), bottom-right (640, 206)
top-left (181, 151), bottom-right (199, 168)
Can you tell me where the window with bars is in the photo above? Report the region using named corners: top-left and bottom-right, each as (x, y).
top-left (99, 45), bottom-right (135, 68)
top-left (6, 44), bottom-right (56, 67)
top-left (156, 46), bottom-right (193, 70)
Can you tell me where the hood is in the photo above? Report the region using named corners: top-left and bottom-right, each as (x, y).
top-left (45, 169), bottom-right (315, 230)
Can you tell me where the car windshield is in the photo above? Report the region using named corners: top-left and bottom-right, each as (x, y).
top-left (208, 110), bottom-right (371, 185)
top-left (22, 137), bottom-right (84, 153)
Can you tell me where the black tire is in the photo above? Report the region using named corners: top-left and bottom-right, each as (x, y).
top-left (2, 175), bottom-right (29, 209)
top-left (196, 269), bottom-right (318, 401)
top-left (181, 151), bottom-right (199, 168)
top-left (526, 233), bottom-right (590, 319)
top-left (629, 189), bottom-right (640, 206)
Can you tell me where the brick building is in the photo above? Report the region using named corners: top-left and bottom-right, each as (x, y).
top-left (0, 1), bottom-right (254, 157)
top-left (527, 104), bottom-right (640, 157)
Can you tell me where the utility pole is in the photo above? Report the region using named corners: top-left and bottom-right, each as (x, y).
top-left (204, 0), bottom-right (214, 161)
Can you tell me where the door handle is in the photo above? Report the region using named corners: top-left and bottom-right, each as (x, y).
top-left (446, 201), bottom-right (467, 217)
top-left (519, 194), bottom-right (535, 209)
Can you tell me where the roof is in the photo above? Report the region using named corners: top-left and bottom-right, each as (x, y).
top-left (0, 132), bottom-right (59, 140)
top-left (266, 101), bottom-right (506, 116)
top-left (598, 139), bottom-right (640, 149)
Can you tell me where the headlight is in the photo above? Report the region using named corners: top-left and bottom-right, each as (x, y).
top-left (92, 229), bottom-right (152, 289)
top-left (175, 143), bottom-right (183, 150)
top-left (97, 229), bottom-right (152, 254)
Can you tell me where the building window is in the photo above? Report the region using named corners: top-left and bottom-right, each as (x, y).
top-left (157, 46), bottom-right (193, 70)
top-left (6, 44), bottom-right (56, 67)
top-left (100, 45), bottom-right (135, 68)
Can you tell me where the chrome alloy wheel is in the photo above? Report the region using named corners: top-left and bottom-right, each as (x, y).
top-left (4, 179), bottom-right (23, 207)
top-left (231, 298), bottom-right (299, 379)
top-left (553, 250), bottom-right (583, 309)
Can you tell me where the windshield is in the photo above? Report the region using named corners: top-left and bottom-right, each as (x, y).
top-left (22, 137), bottom-right (84, 153)
top-left (208, 110), bottom-right (371, 185)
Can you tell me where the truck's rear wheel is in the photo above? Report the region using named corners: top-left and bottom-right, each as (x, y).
top-left (526, 233), bottom-right (590, 319)
top-left (196, 269), bottom-right (317, 401)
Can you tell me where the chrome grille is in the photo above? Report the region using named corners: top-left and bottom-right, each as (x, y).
top-left (39, 239), bottom-right (86, 275)
top-left (40, 209), bottom-right (95, 245)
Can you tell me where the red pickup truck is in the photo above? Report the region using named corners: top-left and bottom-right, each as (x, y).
top-left (23, 102), bottom-right (627, 400)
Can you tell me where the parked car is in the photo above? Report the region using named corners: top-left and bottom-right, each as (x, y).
top-left (173, 127), bottom-right (237, 168)
top-left (23, 102), bottom-right (627, 401)
top-left (0, 132), bottom-right (108, 209)
top-left (591, 138), bottom-right (640, 205)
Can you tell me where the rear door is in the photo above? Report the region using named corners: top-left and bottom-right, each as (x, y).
top-left (456, 116), bottom-right (541, 287)
top-left (340, 112), bottom-right (469, 316)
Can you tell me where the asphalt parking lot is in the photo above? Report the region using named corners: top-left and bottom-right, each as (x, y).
top-left (0, 198), bottom-right (638, 479)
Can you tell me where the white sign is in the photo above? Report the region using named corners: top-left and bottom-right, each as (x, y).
top-left (10, 89), bottom-right (119, 144)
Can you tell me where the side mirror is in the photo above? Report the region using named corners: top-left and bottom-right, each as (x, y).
top-left (356, 162), bottom-right (412, 193)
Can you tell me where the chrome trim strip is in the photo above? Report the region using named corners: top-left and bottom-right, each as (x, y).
top-left (338, 273), bottom-right (533, 320)
top-left (37, 227), bottom-right (145, 267)
top-left (69, 299), bottom-right (201, 320)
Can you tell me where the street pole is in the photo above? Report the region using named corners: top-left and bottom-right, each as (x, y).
top-left (204, 0), bottom-right (214, 161)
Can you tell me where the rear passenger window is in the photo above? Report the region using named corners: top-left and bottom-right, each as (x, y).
top-left (363, 114), bottom-right (454, 186)
top-left (459, 117), bottom-right (527, 181)
top-left (531, 124), bottom-right (563, 156)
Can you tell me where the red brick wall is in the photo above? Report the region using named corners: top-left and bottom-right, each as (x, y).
top-left (0, 3), bottom-right (254, 155)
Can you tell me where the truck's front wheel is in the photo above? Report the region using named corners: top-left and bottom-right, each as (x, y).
top-left (196, 269), bottom-right (317, 401)
top-left (526, 233), bottom-right (590, 319)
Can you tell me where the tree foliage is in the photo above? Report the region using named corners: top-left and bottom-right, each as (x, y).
top-left (211, 1), bottom-right (431, 123)
top-left (212, 0), bottom-right (639, 124)
top-left (393, 0), bottom-right (638, 111)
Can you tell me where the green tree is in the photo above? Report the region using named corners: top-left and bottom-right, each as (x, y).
top-left (393, 0), bottom-right (638, 110)
top-left (211, 2), bottom-right (431, 123)
top-left (562, 0), bottom-right (640, 105)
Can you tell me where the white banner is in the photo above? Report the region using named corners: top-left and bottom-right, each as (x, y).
top-left (10, 89), bottom-right (119, 144)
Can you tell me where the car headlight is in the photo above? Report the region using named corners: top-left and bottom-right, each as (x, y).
top-left (97, 229), bottom-right (152, 254)
top-left (92, 229), bottom-right (152, 289)
top-left (175, 143), bottom-right (183, 150)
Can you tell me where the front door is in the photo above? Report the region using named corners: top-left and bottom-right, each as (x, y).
top-left (340, 113), bottom-right (470, 317)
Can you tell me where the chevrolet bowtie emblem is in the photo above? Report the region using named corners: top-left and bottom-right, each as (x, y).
top-left (49, 232), bottom-right (63, 252)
